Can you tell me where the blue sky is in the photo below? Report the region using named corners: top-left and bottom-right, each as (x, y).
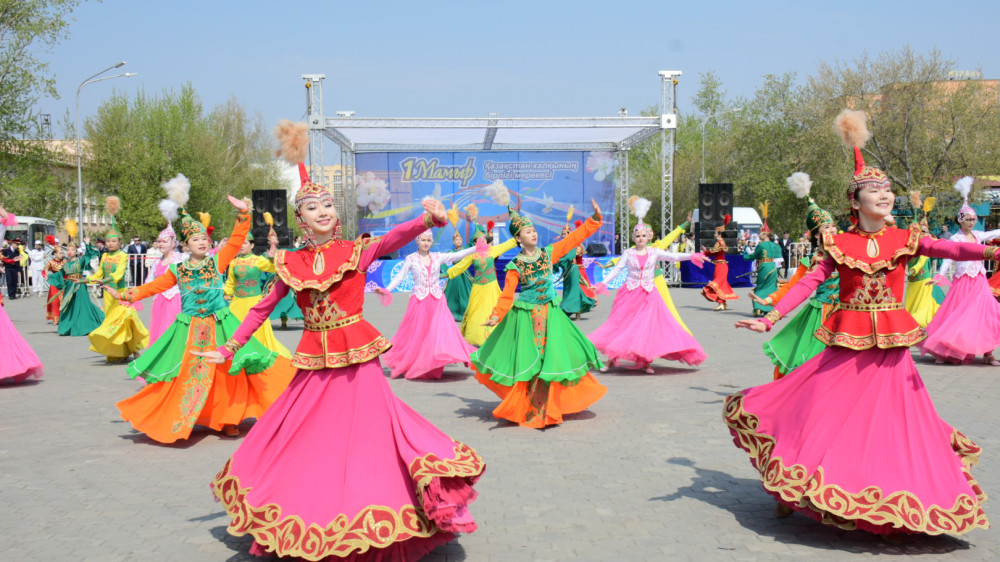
top-left (36, 0), bottom-right (999, 137)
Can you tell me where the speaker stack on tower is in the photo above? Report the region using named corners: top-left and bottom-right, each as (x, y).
top-left (696, 183), bottom-right (737, 253)
top-left (251, 189), bottom-right (293, 253)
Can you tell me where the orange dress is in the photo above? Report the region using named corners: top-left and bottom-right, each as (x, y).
top-left (701, 242), bottom-right (738, 303)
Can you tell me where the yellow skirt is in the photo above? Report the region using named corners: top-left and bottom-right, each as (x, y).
top-left (461, 282), bottom-right (502, 346)
top-left (229, 296), bottom-right (292, 358)
top-left (905, 279), bottom-right (939, 328)
top-left (654, 276), bottom-right (691, 334)
top-left (89, 302), bottom-right (149, 360)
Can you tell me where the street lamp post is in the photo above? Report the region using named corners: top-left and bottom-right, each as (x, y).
top-left (76, 62), bottom-right (137, 240)
top-left (699, 106), bottom-right (743, 183)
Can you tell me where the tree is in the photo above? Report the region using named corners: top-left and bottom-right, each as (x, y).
top-left (0, 0), bottom-right (81, 217)
top-left (83, 84), bottom-right (285, 240)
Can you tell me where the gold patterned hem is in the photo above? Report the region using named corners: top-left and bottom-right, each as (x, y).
top-left (212, 442), bottom-right (485, 561)
top-left (724, 391), bottom-right (988, 535)
top-left (823, 223), bottom-right (922, 274)
top-left (291, 336), bottom-right (393, 370)
top-left (815, 326), bottom-right (925, 350)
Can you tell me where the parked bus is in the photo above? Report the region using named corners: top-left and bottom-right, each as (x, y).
top-left (3, 216), bottom-right (57, 247)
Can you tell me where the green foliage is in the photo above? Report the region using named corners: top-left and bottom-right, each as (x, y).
top-left (624, 47), bottom-right (1000, 238)
top-left (83, 84), bottom-right (284, 240)
top-left (0, 0), bottom-right (80, 139)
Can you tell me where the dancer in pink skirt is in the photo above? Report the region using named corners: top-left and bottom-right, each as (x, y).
top-left (0, 205), bottom-right (43, 383)
top-left (919, 176), bottom-right (1000, 365)
top-left (726, 110), bottom-right (991, 538)
top-left (194, 121), bottom-right (484, 561)
top-left (375, 229), bottom-right (485, 379)
top-left (146, 220), bottom-right (186, 345)
top-left (589, 198), bottom-right (707, 373)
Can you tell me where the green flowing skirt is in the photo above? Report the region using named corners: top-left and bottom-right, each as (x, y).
top-left (471, 300), bottom-right (602, 386)
top-left (761, 299), bottom-right (827, 374)
top-left (127, 308), bottom-right (278, 383)
top-left (559, 264), bottom-right (596, 315)
top-left (268, 289), bottom-right (304, 321)
top-left (752, 264), bottom-right (779, 313)
top-left (444, 272), bottom-right (472, 322)
top-left (58, 284), bottom-right (105, 336)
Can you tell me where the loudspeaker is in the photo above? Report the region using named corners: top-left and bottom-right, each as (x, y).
top-left (251, 190), bottom-right (289, 230)
top-left (585, 243), bottom-right (608, 257)
top-left (698, 183), bottom-right (734, 224)
top-left (251, 226), bottom-right (292, 255)
top-left (697, 222), bottom-right (739, 255)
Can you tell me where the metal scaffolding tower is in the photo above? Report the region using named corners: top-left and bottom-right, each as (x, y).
top-left (658, 71), bottom-right (681, 238)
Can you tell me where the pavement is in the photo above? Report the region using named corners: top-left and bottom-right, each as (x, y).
top-left (2, 285), bottom-right (999, 561)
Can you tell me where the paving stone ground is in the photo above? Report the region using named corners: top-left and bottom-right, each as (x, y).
top-left (1, 286), bottom-right (998, 561)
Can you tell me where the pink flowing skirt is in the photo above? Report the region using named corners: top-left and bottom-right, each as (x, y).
top-left (919, 273), bottom-right (1000, 363)
top-left (725, 346), bottom-right (987, 535)
top-left (0, 306), bottom-right (43, 383)
top-left (148, 294), bottom-right (182, 345)
top-left (589, 286), bottom-right (706, 366)
top-left (382, 295), bottom-right (476, 380)
top-left (212, 359), bottom-right (484, 561)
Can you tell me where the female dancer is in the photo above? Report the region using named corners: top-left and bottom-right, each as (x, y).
top-left (904, 206), bottom-right (940, 328)
top-left (919, 177), bottom-right (1000, 365)
top-left (375, 229), bottom-right (484, 379)
top-left (50, 236), bottom-right (104, 336)
top-left (752, 173), bottom-right (840, 380)
top-left (147, 222), bottom-right (186, 344)
top-left (447, 221), bottom-right (517, 346)
top-left (589, 198), bottom-right (707, 373)
top-left (727, 110), bottom-right (989, 536)
top-left (443, 229), bottom-right (472, 322)
top-left (194, 127), bottom-right (484, 560)
top-left (0, 205), bottom-right (44, 383)
top-left (554, 220), bottom-right (597, 320)
top-left (44, 241), bottom-right (65, 325)
top-left (742, 230), bottom-right (782, 318)
top-left (106, 177), bottom-right (294, 443)
top-left (88, 197), bottom-right (149, 362)
top-left (224, 229), bottom-right (292, 359)
top-left (700, 217), bottom-right (738, 310)
top-left (471, 201), bottom-right (607, 429)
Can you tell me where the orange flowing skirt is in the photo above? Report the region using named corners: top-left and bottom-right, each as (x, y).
top-left (474, 371), bottom-right (606, 429)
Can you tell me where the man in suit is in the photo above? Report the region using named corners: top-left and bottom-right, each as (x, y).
top-left (126, 236), bottom-right (148, 286)
top-left (778, 231), bottom-right (793, 278)
top-left (1, 238), bottom-right (23, 299)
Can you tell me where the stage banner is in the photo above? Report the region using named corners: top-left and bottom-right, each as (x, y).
top-left (355, 151), bottom-right (618, 258)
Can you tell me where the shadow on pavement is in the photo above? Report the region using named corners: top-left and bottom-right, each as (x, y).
top-left (437, 391), bottom-right (519, 430)
top-left (650, 456), bottom-right (970, 556)
top-left (118, 429), bottom-right (215, 448)
top-left (208, 525), bottom-right (256, 562)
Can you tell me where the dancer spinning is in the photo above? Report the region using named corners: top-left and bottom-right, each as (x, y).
top-left (88, 197), bottom-right (149, 362)
top-left (742, 227), bottom-right (782, 318)
top-left (471, 201), bottom-right (607, 429)
top-left (919, 176), bottom-right (1000, 365)
top-left (726, 109), bottom-right (990, 537)
top-left (194, 120), bottom-right (484, 560)
top-left (375, 228), bottom-right (484, 379)
top-left (442, 216), bottom-right (472, 322)
top-left (106, 176), bottom-right (295, 443)
top-left (0, 205), bottom-right (44, 383)
top-left (49, 230), bottom-right (104, 337)
top-left (903, 194), bottom-right (939, 328)
top-left (700, 217), bottom-right (738, 310)
top-left (752, 173), bottom-right (840, 380)
top-left (223, 217), bottom-right (291, 359)
top-left (447, 212), bottom-right (518, 346)
top-left (554, 213), bottom-right (598, 320)
top-left (147, 221), bottom-right (187, 345)
top-left (44, 239), bottom-right (65, 325)
top-left (589, 198), bottom-right (707, 373)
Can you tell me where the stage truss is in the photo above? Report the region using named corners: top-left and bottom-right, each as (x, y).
top-left (302, 73), bottom-right (679, 241)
